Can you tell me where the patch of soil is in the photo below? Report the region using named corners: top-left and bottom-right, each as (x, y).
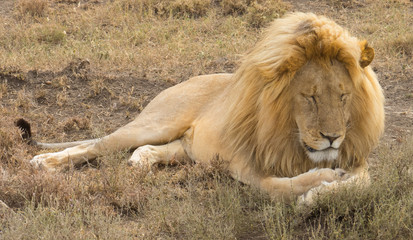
top-left (0, 0), bottom-right (15, 18)
top-left (1, 59), bottom-right (172, 142)
top-left (377, 67), bottom-right (413, 143)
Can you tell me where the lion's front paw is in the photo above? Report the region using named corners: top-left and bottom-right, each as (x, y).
top-left (317, 168), bottom-right (350, 183)
top-left (298, 170), bottom-right (355, 206)
top-left (298, 180), bottom-right (339, 206)
top-left (30, 152), bottom-right (63, 171)
top-left (128, 145), bottom-right (157, 169)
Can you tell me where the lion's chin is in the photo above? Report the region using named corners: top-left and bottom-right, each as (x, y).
top-left (306, 148), bottom-right (338, 163)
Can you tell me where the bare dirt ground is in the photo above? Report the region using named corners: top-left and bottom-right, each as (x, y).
top-left (1, 59), bottom-right (173, 141)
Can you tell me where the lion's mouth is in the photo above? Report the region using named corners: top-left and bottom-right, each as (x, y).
top-left (303, 142), bottom-right (338, 152)
top-left (302, 142), bottom-right (339, 162)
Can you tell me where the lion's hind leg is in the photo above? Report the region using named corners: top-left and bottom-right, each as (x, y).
top-left (30, 114), bottom-right (190, 170)
top-left (30, 142), bottom-right (95, 170)
top-left (128, 140), bottom-right (189, 170)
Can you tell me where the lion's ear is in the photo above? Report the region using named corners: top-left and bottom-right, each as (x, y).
top-left (359, 40), bottom-right (374, 68)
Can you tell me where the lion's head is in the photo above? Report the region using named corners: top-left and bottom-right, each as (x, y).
top-left (224, 12), bottom-right (384, 177)
top-left (291, 59), bottom-right (352, 163)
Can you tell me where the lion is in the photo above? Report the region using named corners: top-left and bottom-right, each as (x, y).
top-left (26, 12), bottom-right (384, 201)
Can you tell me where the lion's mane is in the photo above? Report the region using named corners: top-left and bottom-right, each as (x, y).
top-left (223, 12), bottom-right (384, 177)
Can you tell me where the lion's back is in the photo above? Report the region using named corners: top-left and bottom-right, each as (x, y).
top-left (134, 73), bottom-right (234, 128)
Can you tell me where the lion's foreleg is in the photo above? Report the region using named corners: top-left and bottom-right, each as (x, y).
top-left (128, 140), bottom-right (189, 169)
top-left (263, 168), bottom-right (350, 200)
top-left (229, 164), bottom-right (350, 201)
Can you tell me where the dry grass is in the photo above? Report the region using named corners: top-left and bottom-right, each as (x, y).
top-left (16, 0), bottom-right (49, 17)
top-left (0, 82), bottom-right (7, 99)
top-left (391, 33), bottom-right (413, 59)
top-left (324, 0), bottom-right (364, 9)
top-left (244, 0), bottom-right (290, 28)
top-left (119, 88), bottom-right (147, 111)
top-left (0, 0), bottom-right (289, 79)
top-left (63, 117), bottom-right (91, 132)
top-left (117, 0), bottom-right (289, 21)
top-left (15, 88), bottom-right (35, 112)
top-left (89, 78), bottom-right (108, 96)
top-left (1, 0), bottom-right (412, 239)
top-left (327, 0), bottom-right (413, 77)
top-left (56, 88), bottom-right (68, 107)
top-left (35, 24), bottom-right (67, 45)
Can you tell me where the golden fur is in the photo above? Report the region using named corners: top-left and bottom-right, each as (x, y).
top-left (30, 13), bottom-right (384, 201)
top-left (223, 12), bottom-right (384, 177)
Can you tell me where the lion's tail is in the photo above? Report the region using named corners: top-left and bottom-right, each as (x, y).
top-left (15, 118), bottom-right (99, 149)
top-left (32, 139), bottom-right (99, 149)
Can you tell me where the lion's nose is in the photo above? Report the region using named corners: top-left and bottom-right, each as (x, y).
top-left (320, 132), bottom-right (340, 145)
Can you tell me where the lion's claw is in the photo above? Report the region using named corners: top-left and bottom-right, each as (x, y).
top-left (334, 168), bottom-right (346, 177)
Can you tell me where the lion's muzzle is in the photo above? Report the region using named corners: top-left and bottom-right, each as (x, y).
top-left (302, 133), bottom-right (344, 163)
